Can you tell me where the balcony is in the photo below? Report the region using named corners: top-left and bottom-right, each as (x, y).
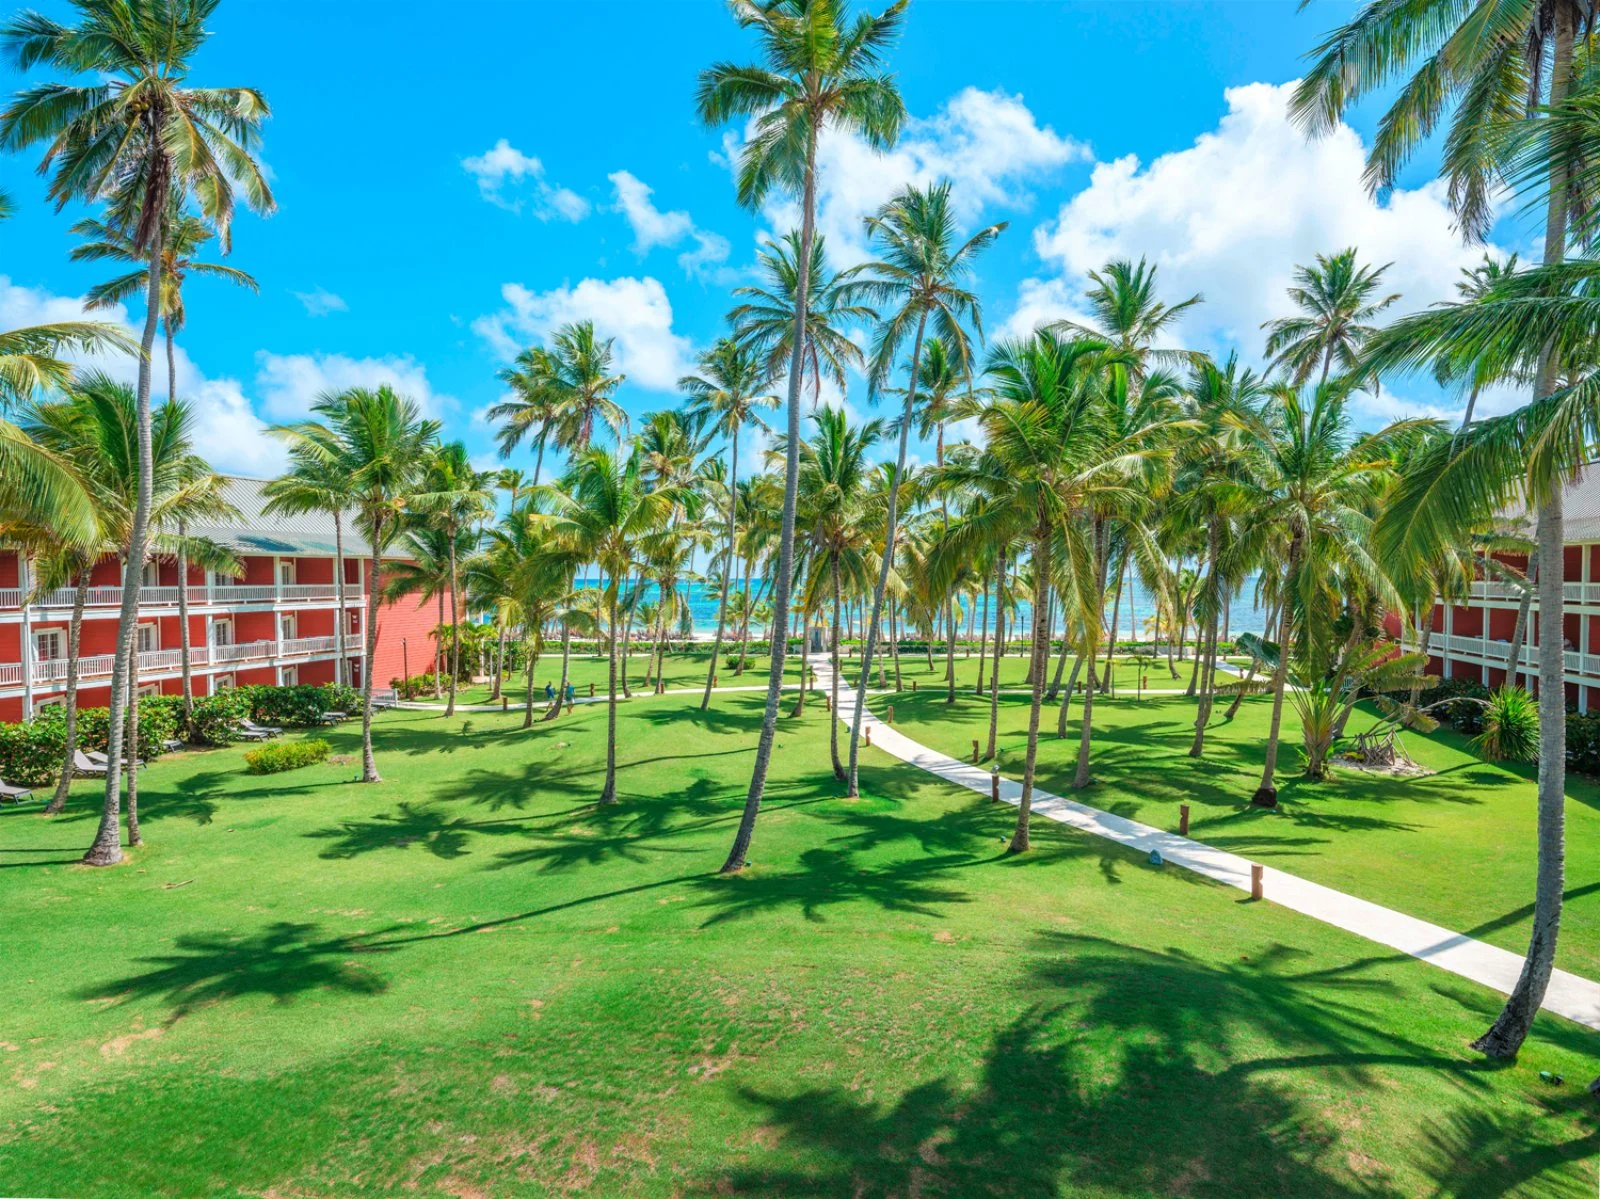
top-left (1408, 632), bottom-right (1600, 682)
top-left (0, 582), bottom-right (363, 611)
top-left (1465, 580), bottom-right (1600, 605)
top-left (16, 635), bottom-right (359, 688)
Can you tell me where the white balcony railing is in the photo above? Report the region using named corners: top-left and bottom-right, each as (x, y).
top-left (1, 582), bottom-right (362, 610)
top-left (23, 635), bottom-right (358, 688)
top-left (1466, 579), bottom-right (1600, 606)
top-left (1409, 631), bottom-right (1600, 681)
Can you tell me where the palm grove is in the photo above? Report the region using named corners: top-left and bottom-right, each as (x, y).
top-left (1, 0), bottom-right (1594, 1064)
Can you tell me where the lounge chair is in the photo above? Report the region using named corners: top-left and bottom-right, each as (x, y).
top-left (318, 710), bottom-right (348, 726)
top-left (238, 718), bottom-right (282, 738)
top-left (87, 749), bottom-right (146, 768)
top-left (0, 780), bottom-right (33, 805)
top-left (72, 750), bottom-right (107, 776)
top-left (162, 738), bottom-right (183, 752)
top-left (231, 723), bottom-right (271, 742)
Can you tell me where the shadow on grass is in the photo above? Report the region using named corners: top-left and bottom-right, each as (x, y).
top-left (689, 846), bottom-right (977, 926)
top-left (304, 802), bottom-right (531, 860)
top-left (80, 921), bottom-right (392, 1021)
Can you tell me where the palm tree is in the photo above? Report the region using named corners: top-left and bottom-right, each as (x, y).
top-left (384, 521), bottom-right (468, 697)
top-left (794, 406), bottom-right (882, 776)
top-left (543, 447), bottom-right (679, 803)
top-left (1297, 0), bottom-right (1591, 1060)
top-left (24, 374), bottom-right (236, 820)
top-left (3, 0), bottom-right (274, 866)
top-left (489, 321), bottom-right (628, 464)
top-left (729, 232), bottom-right (876, 403)
top-left (414, 442), bottom-right (494, 716)
top-left (1435, 254), bottom-right (1524, 430)
top-left (698, 0), bottom-right (906, 873)
top-left (274, 387), bottom-right (439, 782)
top-left (1262, 249), bottom-right (1400, 386)
top-left (262, 445), bottom-right (356, 690)
top-left (70, 206), bottom-right (259, 404)
top-left (681, 337), bottom-right (779, 709)
top-left (1052, 257), bottom-right (1202, 377)
top-left (846, 181), bottom-right (1003, 797)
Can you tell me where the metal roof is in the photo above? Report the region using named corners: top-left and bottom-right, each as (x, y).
top-left (188, 476), bottom-right (375, 558)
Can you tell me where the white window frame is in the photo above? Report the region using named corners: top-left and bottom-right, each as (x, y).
top-left (135, 621), bottom-right (159, 654)
top-left (214, 673), bottom-right (235, 692)
top-left (279, 612), bottom-right (297, 640)
top-left (137, 682), bottom-right (160, 698)
top-left (211, 618), bottom-right (233, 647)
top-left (277, 559), bottom-right (296, 585)
top-left (280, 665), bottom-right (299, 687)
top-left (32, 628), bottom-right (64, 662)
top-left (141, 560), bottom-right (159, 587)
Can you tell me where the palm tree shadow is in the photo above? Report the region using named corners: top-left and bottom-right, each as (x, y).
top-left (79, 921), bottom-right (394, 1022)
top-left (304, 802), bottom-right (531, 860)
top-left (690, 847), bottom-right (975, 926)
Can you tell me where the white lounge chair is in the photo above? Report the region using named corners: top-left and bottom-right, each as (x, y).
top-left (238, 718), bottom-right (282, 738)
top-left (87, 749), bottom-right (145, 768)
top-left (72, 750), bottom-right (107, 776)
top-left (0, 779), bottom-right (33, 805)
top-left (318, 711), bottom-right (347, 726)
top-left (231, 723), bottom-right (271, 742)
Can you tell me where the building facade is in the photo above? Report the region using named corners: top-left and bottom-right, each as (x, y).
top-left (0, 477), bottom-right (443, 723)
top-left (1406, 469), bottom-right (1600, 713)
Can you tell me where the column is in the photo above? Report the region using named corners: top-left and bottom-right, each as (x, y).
top-left (18, 553), bottom-right (34, 721)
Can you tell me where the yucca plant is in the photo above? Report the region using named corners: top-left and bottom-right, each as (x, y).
top-left (1472, 687), bottom-right (1540, 764)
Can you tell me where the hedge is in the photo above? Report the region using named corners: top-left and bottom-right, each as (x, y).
top-left (244, 738), bottom-right (331, 775)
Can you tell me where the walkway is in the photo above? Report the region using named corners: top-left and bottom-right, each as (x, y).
top-left (810, 654), bottom-right (1600, 1033)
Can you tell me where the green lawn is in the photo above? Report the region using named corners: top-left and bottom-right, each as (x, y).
top-left (883, 684), bottom-right (1600, 981)
top-left (1, 692), bottom-right (1596, 1196)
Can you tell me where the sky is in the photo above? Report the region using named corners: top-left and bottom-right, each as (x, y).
top-left (0, 0), bottom-right (1539, 485)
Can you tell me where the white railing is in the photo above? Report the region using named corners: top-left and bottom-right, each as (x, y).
top-left (0, 583), bottom-right (365, 609)
top-left (1464, 580), bottom-right (1600, 606)
top-left (1409, 631), bottom-right (1600, 681)
top-left (279, 635), bottom-right (339, 658)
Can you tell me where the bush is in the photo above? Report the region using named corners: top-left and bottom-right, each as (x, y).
top-left (188, 690), bottom-right (251, 745)
top-left (238, 683), bottom-right (360, 728)
top-left (1416, 676), bottom-right (1492, 734)
top-left (243, 738), bottom-right (331, 775)
top-left (1570, 712), bottom-right (1600, 775)
top-left (1472, 687), bottom-right (1540, 762)
top-left (0, 720), bottom-right (66, 785)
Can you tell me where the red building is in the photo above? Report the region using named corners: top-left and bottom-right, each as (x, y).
top-left (1409, 468), bottom-right (1600, 713)
top-left (0, 477), bottom-right (443, 723)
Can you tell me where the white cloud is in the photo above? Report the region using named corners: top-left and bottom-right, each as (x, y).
top-left (747, 86), bottom-right (1087, 261)
top-left (607, 169), bottom-right (733, 281)
top-left (292, 287), bottom-right (347, 317)
top-left (472, 275), bottom-right (695, 392)
top-left (1016, 80), bottom-right (1515, 385)
top-left (254, 351), bottom-right (456, 421)
top-left (462, 139), bottom-right (590, 220)
top-left (0, 275), bottom-right (284, 475)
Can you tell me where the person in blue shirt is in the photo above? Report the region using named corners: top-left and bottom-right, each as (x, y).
top-left (544, 682), bottom-right (555, 701)
top-left (565, 682), bottom-right (576, 702)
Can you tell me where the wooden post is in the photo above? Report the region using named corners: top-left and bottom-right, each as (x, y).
top-left (912, 679), bottom-right (918, 692)
top-left (865, 724), bottom-right (872, 746)
top-left (501, 695), bottom-right (508, 712)
top-left (588, 682), bottom-right (595, 698)
top-left (972, 738), bottom-right (980, 763)
top-left (1179, 803), bottom-right (1190, 837)
top-left (990, 772), bottom-right (1000, 803)
top-left (1250, 863), bottom-right (1263, 901)
top-left (886, 704), bottom-right (894, 724)
top-left (824, 694), bottom-right (831, 711)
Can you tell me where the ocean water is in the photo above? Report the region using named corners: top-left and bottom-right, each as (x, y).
top-left (572, 575), bottom-right (1268, 639)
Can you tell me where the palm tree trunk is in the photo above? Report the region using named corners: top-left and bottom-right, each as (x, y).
top-left (847, 310), bottom-right (929, 798)
top-left (522, 633), bottom-right (537, 729)
top-left (735, 553), bottom-right (753, 675)
top-left (721, 126), bottom-right (817, 874)
top-left (977, 573), bottom-right (990, 693)
top-left (445, 538), bottom-right (462, 715)
top-left (1104, 558), bottom-right (1125, 696)
top-left (333, 512), bottom-right (348, 688)
top-left (124, 651), bottom-right (141, 847)
top-left (1508, 554), bottom-right (1537, 688)
top-left (47, 568), bottom-right (90, 814)
top-left (986, 548), bottom-right (1006, 760)
top-left (84, 225), bottom-right (163, 867)
top-left (1253, 540), bottom-right (1299, 807)
top-left (545, 621), bottom-right (571, 721)
top-left (1409, 607), bottom-right (1433, 709)
top-left (176, 518), bottom-right (194, 721)
top-left (360, 533), bottom-right (385, 782)
top-left (1009, 531), bottom-right (1052, 854)
top-left (703, 424), bottom-right (739, 709)
top-left (491, 621), bottom-right (507, 702)
top-left (830, 557), bottom-right (844, 779)
top-left (1057, 652), bottom-right (1083, 739)
top-left (1189, 521), bottom-right (1221, 757)
top-left (433, 594), bottom-right (444, 698)
top-left (600, 588), bottom-right (621, 804)
top-left (532, 432), bottom-right (547, 488)
top-left (1047, 598), bottom-right (1073, 701)
top-left (1475, 11), bottom-right (1575, 1050)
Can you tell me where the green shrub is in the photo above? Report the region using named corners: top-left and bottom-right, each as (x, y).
top-left (188, 690), bottom-right (251, 745)
top-left (237, 683), bottom-right (358, 728)
top-left (243, 738), bottom-right (331, 775)
top-left (0, 720), bottom-right (66, 785)
top-left (1471, 687), bottom-right (1540, 762)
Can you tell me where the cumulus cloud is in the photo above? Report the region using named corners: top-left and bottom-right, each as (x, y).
top-left (292, 287), bottom-right (347, 317)
top-left (254, 351), bottom-right (456, 421)
top-left (744, 86), bottom-right (1087, 260)
top-left (472, 275), bottom-right (695, 391)
top-left (462, 139), bottom-right (590, 220)
top-left (608, 169), bottom-right (733, 281)
top-left (0, 275), bottom-right (284, 475)
top-left (1015, 80), bottom-right (1516, 383)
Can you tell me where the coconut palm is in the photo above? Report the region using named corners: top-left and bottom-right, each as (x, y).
top-left (1052, 258), bottom-right (1202, 378)
top-left (412, 442), bottom-right (494, 716)
top-left (698, 0), bottom-right (906, 872)
top-left (262, 445), bottom-right (356, 691)
top-left (729, 231), bottom-right (876, 402)
top-left (383, 520), bottom-right (470, 697)
top-left (681, 337), bottom-right (779, 708)
top-left (3, 0), bottom-right (274, 864)
top-left (274, 386), bottom-right (439, 782)
top-left (542, 446), bottom-right (680, 803)
top-left (844, 181), bottom-right (1003, 797)
top-left (70, 207), bottom-right (259, 405)
top-left (1262, 249), bottom-right (1401, 386)
top-left (24, 374), bottom-right (236, 821)
top-left (489, 321), bottom-right (628, 464)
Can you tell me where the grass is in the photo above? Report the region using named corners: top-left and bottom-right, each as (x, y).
top-left (884, 682), bottom-right (1600, 980)
top-left (1, 689), bottom-right (1596, 1196)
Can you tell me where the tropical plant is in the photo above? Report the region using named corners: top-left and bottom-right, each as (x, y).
top-left (1473, 686), bottom-right (1541, 762)
top-left (698, 0), bottom-right (906, 872)
top-left (846, 181), bottom-right (1003, 797)
top-left (1262, 249), bottom-right (1400, 386)
top-left (488, 321), bottom-right (628, 465)
top-left (273, 386), bottom-right (439, 782)
top-left (2, 0), bottom-right (274, 865)
top-left (412, 442), bottom-right (494, 716)
top-left (262, 444), bottom-right (356, 689)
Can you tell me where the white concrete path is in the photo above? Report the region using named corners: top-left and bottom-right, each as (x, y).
top-left (812, 653), bottom-right (1600, 1033)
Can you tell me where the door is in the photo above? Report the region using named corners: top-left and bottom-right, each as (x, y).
top-left (211, 618), bottom-right (233, 647)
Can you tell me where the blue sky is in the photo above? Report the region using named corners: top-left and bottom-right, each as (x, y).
top-left (1, 0), bottom-right (1536, 482)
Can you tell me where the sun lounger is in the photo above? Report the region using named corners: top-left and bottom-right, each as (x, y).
top-left (87, 749), bottom-right (146, 768)
top-left (162, 738), bottom-right (183, 752)
top-left (318, 711), bottom-right (347, 726)
top-left (231, 724), bottom-right (271, 742)
top-left (0, 779), bottom-right (33, 805)
top-left (238, 718), bottom-right (282, 737)
top-left (73, 750), bottom-right (107, 776)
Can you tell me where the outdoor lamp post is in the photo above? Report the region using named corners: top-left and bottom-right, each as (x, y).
top-left (402, 638), bottom-right (410, 695)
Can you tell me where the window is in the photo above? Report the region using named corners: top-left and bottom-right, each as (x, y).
top-left (214, 673), bottom-right (235, 692)
top-left (211, 619), bottom-right (233, 647)
top-left (142, 560), bottom-right (159, 587)
top-left (32, 630), bottom-right (64, 662)
top-left (135, 623), bottom-right (158, 653)
top-left (279, 613), bottom-right (297, 641)
top-left (346, 609), bottom-right (361, 635)
top-left (277, 559), bottom-right (296, 585)
top-left (137, 682), bottom-right (160, 698)
top-left (33, 698), bottom-right (62, 716)
top-left (280, 665), bottom-right (298, 687)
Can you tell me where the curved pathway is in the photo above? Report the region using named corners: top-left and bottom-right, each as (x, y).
top-left (810, 653), bottom-right (1600, 1034)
